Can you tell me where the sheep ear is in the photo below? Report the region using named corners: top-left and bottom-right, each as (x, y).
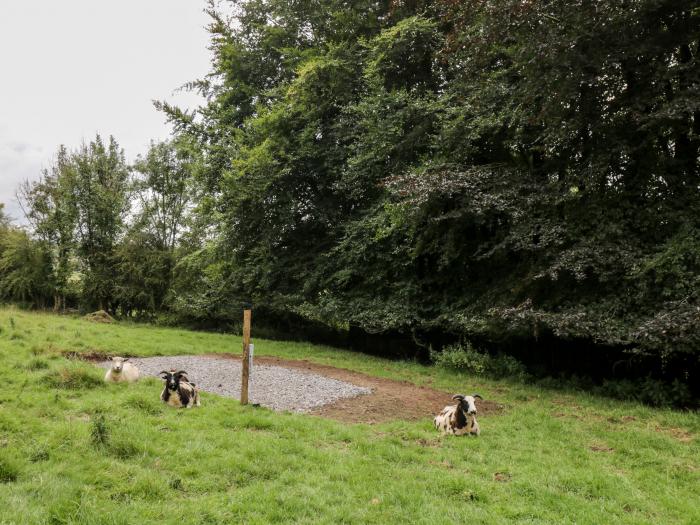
top-left (159, 371), bottom-right (170, 378)
top-left (108, 356), bottom-right (113, 361)
top-left (472, 393), bottom-right (483, 400)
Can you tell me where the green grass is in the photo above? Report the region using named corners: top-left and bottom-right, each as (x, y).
top-left (0, 306), bottom-right (697, 524)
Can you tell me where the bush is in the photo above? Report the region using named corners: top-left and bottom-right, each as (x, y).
top-left (432, 343), bottom-right (528, 380)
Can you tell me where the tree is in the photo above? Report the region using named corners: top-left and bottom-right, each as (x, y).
top-left (0, 203), bottom-right (10, 229)
top-left (0, 228), bottom-right (52, 307)
top-left (18, 146), bottom-right (77, 310)
top-left (162, 0), bottom-right (699, 390)
top-left (70, 135), bottom-right (131, 312)
top-left (112, 139), bottom-right (195, 317)
top-left (132, 139), bottom-right (193, 253)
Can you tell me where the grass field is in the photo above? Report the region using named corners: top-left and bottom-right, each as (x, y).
top-left (0, 307), bottom-right (698, 524)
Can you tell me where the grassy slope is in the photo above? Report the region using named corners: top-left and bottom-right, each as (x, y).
top-left (0, 307), bottom-right (697, 525)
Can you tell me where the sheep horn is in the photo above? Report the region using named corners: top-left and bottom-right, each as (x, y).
top-left (159, 370), bottom-right (170, 376)
top-left (175, 370), bottom-right (189, 377)
top-left (452, 394), bottom-right (465, 401)
top-left (472, 393), bottom-right (483, 400)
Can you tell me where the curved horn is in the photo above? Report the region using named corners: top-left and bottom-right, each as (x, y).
top-left (472, 393), bottom-right (483, 400)
top-left (159, 370), bottom-right (170, 376)
top-left (452, 394), bottom-right (465, 401)
top-left (175, 370), bottom-right (189, 377)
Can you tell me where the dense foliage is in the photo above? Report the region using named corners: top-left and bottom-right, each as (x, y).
top-left (3, 0), bottom-right (699, 395)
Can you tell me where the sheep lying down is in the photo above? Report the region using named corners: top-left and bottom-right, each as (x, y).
top-left (104, 357), bottom-right (140, 383)
top-left (160, 370), bottom-right (201, 408)
top-left (434, 394), bottom-right (483, 436)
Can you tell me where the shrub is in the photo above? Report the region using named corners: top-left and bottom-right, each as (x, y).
top-left (432, 342), bottom-right (528, 380)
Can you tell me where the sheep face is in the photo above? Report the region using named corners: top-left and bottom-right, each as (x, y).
top-left (453, 394), bottom-right (481, 416)
top-left (109, 357), bottom-right (129, 374)
top-left (160, 370), bottom-right (189, 392)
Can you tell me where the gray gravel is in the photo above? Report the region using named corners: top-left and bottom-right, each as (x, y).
top-left (99, 355), bottom-right (371, 412)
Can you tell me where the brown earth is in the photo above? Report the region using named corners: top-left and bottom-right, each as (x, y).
top-left (211, 354), bottom-right (504, 424)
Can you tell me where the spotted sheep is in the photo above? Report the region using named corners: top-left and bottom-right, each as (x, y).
top-left (434, 394), bottom-right (483, 436)
top-left (160, 370), bottom-right (201, 408)
top-left (104, 357), bottom-right (140, 383)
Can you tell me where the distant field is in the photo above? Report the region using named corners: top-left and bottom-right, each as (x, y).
top-left (0, 307), bottom-right (697, 524)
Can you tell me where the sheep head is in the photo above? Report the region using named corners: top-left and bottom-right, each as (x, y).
top-left (109, 356), bottom-right (129, 373)
top-left (452, 393), bottom-right (483, 415)
top-left (160, 370), bottom-right (189, 391)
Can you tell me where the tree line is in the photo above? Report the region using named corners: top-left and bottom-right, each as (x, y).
top-left (2, 0), bottom-right (698, 395)
top-left (1, 136), bottom-right (193, 316)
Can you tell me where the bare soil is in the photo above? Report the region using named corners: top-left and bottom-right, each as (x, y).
top-left (212, 354), bottom-right (504, 424)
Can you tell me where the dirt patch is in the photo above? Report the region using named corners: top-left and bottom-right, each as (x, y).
top-left (494, 472), bottom-right (512, 482)
top-left (429, 459), bottom-right (454, 469)
top-left (589, 444), bottom-right (615, 453)
top-left (655, 426), bottom-right (694, 443)
top-left (63, 350), bottom-right (110, 361)
top-left (552, 411), bottom-right (584, 420)
top-left (212, 354), bottom-right (504, 424)
top-left (607, 415), bottom-right (638, 424)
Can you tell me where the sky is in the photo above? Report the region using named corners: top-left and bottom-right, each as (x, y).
top-left (0, 1), bottom-right (212, 222)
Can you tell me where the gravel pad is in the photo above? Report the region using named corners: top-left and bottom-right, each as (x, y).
top-left (100, 356), bottom-right (372, 412)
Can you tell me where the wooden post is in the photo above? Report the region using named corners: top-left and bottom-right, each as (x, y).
top-left (240, 308), bottom-right (252, 405)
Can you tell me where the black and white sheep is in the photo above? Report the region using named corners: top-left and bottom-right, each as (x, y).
top-left (159, 370), bottom-right (201, 408)
top-left (104, 356), bottom-right (140, 383)
top-left (434, 394), bottom-right (483, 436)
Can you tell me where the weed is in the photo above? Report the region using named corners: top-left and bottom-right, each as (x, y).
top-left (29, 447), bottom-right (50, 463)
top-left (90, 413), bottom-right (110, 448)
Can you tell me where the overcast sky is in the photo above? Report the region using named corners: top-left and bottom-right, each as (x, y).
top-left (0, 1), bottom-right (211, 222)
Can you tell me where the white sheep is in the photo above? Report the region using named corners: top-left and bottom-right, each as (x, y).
top-left (434, 394), bottom-right (483, 436)
top-left (104, 356), bottom-right (140, 383)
